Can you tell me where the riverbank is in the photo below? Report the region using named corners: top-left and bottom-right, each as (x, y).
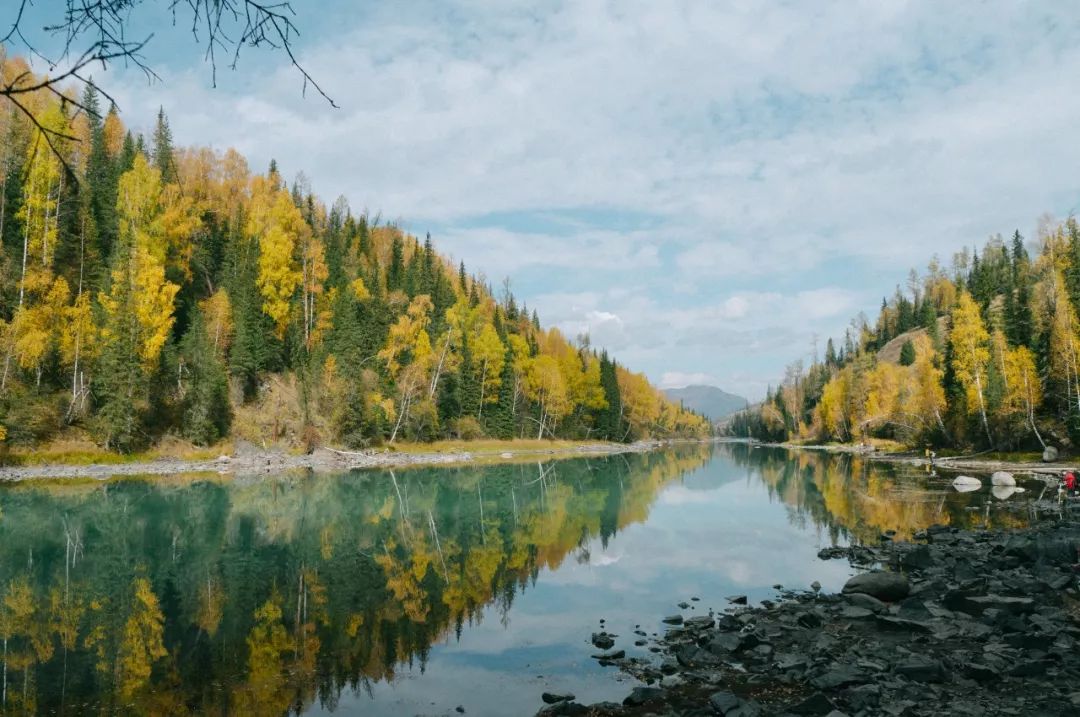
top-left (535, 511), bottom-right (1080, 716)
top-left (761, 440), bottom-right (1076, 477)
top-left (0, 438), bottom-right (680, 481)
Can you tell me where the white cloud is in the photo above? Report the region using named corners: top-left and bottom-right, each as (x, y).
top-left (96, 1), bottom-right (1080, 399)
top-left (659, 372), bottom-right (720, 390)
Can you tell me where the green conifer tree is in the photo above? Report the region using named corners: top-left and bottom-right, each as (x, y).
top-left (180, 309), bottom-right (232, 445)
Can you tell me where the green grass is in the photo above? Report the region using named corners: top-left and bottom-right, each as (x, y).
top-left (1, 437), bottom-right (230, 468)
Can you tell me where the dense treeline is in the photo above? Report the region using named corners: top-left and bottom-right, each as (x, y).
top-left (0, 54), bottom-right (707, 452)
top-left (732, 220), bottom-right (1080, 452)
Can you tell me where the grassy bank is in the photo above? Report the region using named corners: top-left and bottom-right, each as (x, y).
top-left (0, 435), bottom-right (673, 481)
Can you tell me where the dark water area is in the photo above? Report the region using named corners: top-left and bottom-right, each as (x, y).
top-left (0, 444), bottom-right (1044, 715)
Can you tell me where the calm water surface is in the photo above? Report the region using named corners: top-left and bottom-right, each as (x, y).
top-left (0, 444), bottom-right (1041, 715)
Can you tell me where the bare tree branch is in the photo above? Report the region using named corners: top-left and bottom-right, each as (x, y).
top-left (0, 0), bottom-right (334, 168)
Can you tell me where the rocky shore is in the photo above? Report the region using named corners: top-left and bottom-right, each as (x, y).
top-left (0, 439), bottom-right (671, 481)
top-left (538, 517), bottom-right (1080, 716)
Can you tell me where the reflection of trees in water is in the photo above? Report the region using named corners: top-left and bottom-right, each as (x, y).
top-left (723, 444), bottom-right (1030, 543)
top-left (0, 446), bottom-right (711, 715)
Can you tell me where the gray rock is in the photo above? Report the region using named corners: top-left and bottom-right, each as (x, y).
top-left (590, 649), bottom-right (625, 660)
top-left (845, 593), bottom-right (888, 613)
top-left (684, 615), bottom-right (715, 630)
top-left (1043, 445), bottom-right (1059, 462)
top-left (842, 684), bottom-right (881, 711)
top-left (789, 692), bottom-right (836, 715)
top-left (708, 693), bottom-right (761, 717)
top-left (990, 470), bottom-right (1016, 486)
top-left (811, 665), bottom-right (868, 689)
top-left (622, 686), bottom-right (665, 707)
top-left (727, 594), bottom-right (748, 605)
top-left (963, 663), bottom-right (999, 682)
top-left (842, 571), bottom-right (910, 602)
top-left (946, 593), bottom-right (1035, 616)
top-left (535, 702), bottom-right (589, 716)
top-left (875, 615), bottom-right (934, 633)
top-left (715, 614), bottom-right (741, 631)
top-left (776, 653), bottom-right (809, 671)
top-left (838, 606), bottom-right (874, 620)
top-left (900, 545), bottom-right (934, 570)
top-left (894, 657), bottom-right (944, 683)
top-left (709, 691), bottom-right (742, 714)
top-left (661, 614), bottom-right (683, 625)
top-left (541, 692), bottom-right (575, 704)
top-left (590, 632), bottom-right (614, 649)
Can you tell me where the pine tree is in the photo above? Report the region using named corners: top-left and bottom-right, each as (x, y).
top-left (485, 347), bottom-right (518, 439)
top-left (95, 246), bottom-right (146, 451)
top-left (388, 235), bottom-right (404, 292)
top-left (899, 340), bottom-right (916, 366)
top-left (119, 132), bottom-right (137, 172)
top-left (180, 309), bottom-right (231, 445)
top-left (596, 352), bottom-right (626, 441)
top-left (151, 107), bottom-right (177, 184)
top-left (824, 338), bottom-right (838, 368)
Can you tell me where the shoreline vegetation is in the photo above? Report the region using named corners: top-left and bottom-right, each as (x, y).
top-left (0, 437), bottom-right (689, 481)
top-left (749, 438), bottom-right (1075, 476)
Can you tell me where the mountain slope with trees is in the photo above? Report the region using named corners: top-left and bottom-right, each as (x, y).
top-left (0, 53), bottom-right (708, 454)
top-left (731, 221), bottom-right (1080, 453)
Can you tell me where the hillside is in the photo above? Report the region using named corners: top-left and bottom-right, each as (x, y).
top-left (876, 317), bottom-right (949, 364)
top-left (664, 385), bottom-right (747, 421)
top-left (733, 228), bottom-right (1080, 452)
top-left (0, 54), bottom-right (709, 453)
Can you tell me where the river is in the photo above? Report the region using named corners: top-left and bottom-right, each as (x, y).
top-left (0, 443), bottom-right (1042, 715)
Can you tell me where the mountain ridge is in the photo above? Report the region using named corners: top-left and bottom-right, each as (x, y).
top-left (663, 385), bottom-right (747, 421)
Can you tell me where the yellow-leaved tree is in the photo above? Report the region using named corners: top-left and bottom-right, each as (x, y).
top-left (379, 295), bottom-right (436, 441)
top-left (473, 322), bottom-right (505, 419)
top-left (101, 154), bottom-right (180, 369)
top-left (949, 291), bottom-right (993, 445)
top-left (247, 182), bottom-right (304, 338)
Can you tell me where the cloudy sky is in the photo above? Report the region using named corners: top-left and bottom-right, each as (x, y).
top-left (14, 1), bottom-right (1080, 399)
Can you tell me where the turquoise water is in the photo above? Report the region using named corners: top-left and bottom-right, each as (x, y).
top-left (0, 444), bottom-right (1035, 715)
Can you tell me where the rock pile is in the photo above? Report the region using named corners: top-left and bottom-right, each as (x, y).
top-left (537, 520), bottom-right (1080, 716)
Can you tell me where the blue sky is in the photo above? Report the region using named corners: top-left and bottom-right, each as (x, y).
top-left (11, 1), bottom-right (1080, 399)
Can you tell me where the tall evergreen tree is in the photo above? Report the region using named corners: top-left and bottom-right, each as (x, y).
top-left (151, 107), bottom-right (177, 184)
top-left (180, 309), bottom-right (232, 445)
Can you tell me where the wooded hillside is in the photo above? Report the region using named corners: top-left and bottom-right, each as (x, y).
top-left (0, 53), bottom-right (708, 453)
top-left (732, 222), bottom-right (1080, 453)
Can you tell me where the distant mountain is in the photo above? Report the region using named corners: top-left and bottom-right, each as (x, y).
top-left (663, 385), bottom-right (748, 421)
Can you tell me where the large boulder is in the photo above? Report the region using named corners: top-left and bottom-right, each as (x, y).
top-left (990, 471), bottom-right (1016, 486)
top-left (952, 475), bottom-right (981, 492)
top-left (841, 571), bottom-right (910, 602)
top-left (1043, 445), bottom-right (1059, 462)
top-left (623, 686), bottom-right (665, 707)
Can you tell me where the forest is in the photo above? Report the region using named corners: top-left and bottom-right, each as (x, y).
top-left (0, 54), bottom-right (708, 454)
top-left (731, 219), bottom-right (1080, 453)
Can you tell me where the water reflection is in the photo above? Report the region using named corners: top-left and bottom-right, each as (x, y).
top-left (0, 444), bottom-right (1037, 716)
top-left (726, 444), bottom-right (1035, 542)
top-left (0, 448), bottom-right (710, 715)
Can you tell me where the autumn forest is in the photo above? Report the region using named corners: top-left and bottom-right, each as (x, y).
top-left (734, 221), bottom-right (1080, 452)
top-left (0, 54), bottom-right (707, 455)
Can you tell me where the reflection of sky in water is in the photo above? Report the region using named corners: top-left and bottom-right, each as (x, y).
top-left (313, 455), bottom-right (855, 716)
